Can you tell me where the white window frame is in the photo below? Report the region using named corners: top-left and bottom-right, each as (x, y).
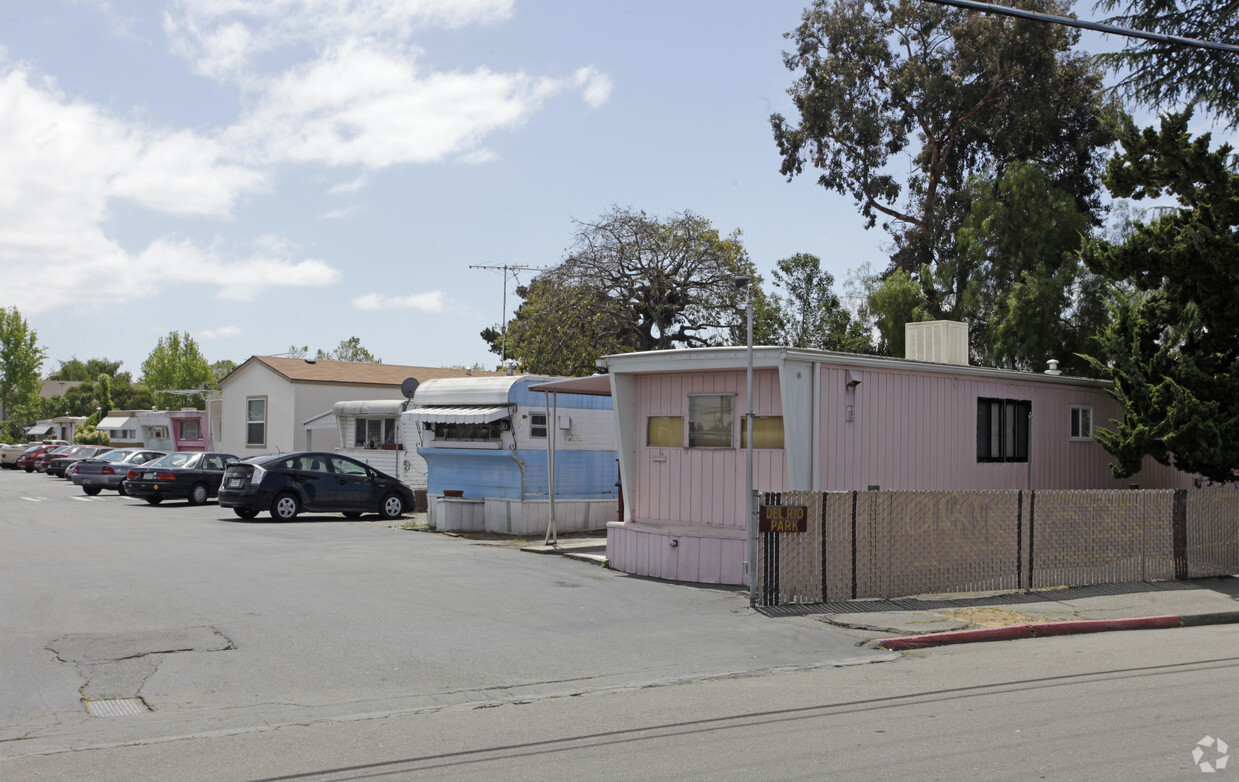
top-left (354, 417), bottom-right (396, 448)
top-left (1070, 405), bottom-right (1094, 441)
top-left (246, 397), bottom-right (267, 448)
top-left (529, 412), bottom-right (548, 439)
top-left (178, 419), bottom-right (202, 441)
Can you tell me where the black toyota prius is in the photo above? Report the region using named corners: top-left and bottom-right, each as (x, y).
top-left (218, 451), bottom-right (416, 521)
top-left (122, 451), bottom-right (240, 506)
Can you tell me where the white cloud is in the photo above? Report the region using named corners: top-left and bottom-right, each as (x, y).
top-left (163, 1), bottom-right (611, 169)
top-left (328, 175), bottom-right (368, 194)
top-left (200, 325), bottom-right (242, 339)
top-left (574, 66), bottom-right (612, 109)
top-left (0, 66), bottom-right (323, 315)
top-left (353, 291), bottom-right (446, 312)
top-left (319, 206), bottom-right (358, 220)
top-left (229, 43), bottom-right (567, 169)
top-left (135, 238), bottom-right (342, 302)
top-left (165, 0), bottom-right (516, 82)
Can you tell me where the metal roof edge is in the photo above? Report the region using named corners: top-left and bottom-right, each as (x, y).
top-left (599, 346), bottom-right (1109, 388)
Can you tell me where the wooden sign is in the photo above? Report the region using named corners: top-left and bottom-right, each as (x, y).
top-left (759, 504), bottom-right (808, 533)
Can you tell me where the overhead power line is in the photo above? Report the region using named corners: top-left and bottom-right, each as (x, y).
top-left (920, 0), bottom-right (1239, 54)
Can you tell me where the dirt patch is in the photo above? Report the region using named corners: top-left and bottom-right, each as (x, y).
top-left (937, 607), bottom-right (1038, 628)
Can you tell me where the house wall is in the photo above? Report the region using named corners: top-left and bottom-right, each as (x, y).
top-left (168, 411), bottom-right (211, 452)
top-left (632, 369), bottom-right (786, 531)
top-left (816, 363), bottom-right (1193, 491)
top-left (219, 363), bottom-right (401, 454)
top-left (625, 363), bottom-right (1193, 532)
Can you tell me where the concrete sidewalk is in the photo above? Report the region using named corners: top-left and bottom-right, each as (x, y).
top-left (759, 577), bottom-right (1239, 649)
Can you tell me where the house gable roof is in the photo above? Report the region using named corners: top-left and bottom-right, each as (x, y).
top-left (219, 356), bottom-right (502, 389)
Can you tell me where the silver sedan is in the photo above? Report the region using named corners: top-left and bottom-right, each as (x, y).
top-left (71, 448), bottom-right (169, 495)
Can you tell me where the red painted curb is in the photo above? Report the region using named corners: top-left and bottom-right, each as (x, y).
top-left (879, 624), bottom-right (1034, 650)
top-left (878, 614), bottom-right (1185, 650)
top-left (1029, 615), bottom-right (1182, 636)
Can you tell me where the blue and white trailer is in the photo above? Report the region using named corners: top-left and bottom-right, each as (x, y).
top-left (402, 375), bottom-right (618, 536)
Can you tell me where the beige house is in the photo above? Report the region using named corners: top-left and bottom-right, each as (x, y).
top-left (215, 356), bottom-right (498, 457)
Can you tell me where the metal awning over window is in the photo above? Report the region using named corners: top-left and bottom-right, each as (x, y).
top-left (97, 416), bottom-right (134, 430)
top-left (403, 406), bottom-right (511, 425)
top-left (26, 424), bottom-right (53, 435)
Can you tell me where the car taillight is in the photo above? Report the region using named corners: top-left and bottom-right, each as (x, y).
top-left (155, 472), bottom-right (177, 481)
top-left (250, 466), bottom-right (266, 486)
top-left (126, 470), bottom-right (140, 480)
top-left (102, 466), bottom-right (114, 475)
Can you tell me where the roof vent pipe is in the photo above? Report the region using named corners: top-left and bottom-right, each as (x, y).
top-left (1044, 359), bottom-right (1062, 376)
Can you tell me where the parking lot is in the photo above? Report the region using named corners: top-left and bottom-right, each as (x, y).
top-left (0, 467), bottom-right (891, 758)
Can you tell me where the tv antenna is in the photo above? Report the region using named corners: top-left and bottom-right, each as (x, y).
top-left (470, 263), bottom-right (545, 368)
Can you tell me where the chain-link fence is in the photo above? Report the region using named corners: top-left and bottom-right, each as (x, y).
top-left (757, 488), bottom-right (1239, 606)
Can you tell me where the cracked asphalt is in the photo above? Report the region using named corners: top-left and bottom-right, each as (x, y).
top-left (0, 468), bottom-right (892, 759)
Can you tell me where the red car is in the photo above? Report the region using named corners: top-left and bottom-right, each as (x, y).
top-left (16, 444), bottom-right (63, 473)
top-left (33, 445), bottom-right (75, 473)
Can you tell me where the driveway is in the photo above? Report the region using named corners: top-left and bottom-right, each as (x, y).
top-left (0, 470), bottom-right (892, 757)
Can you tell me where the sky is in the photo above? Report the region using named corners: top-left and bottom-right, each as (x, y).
top-left (0, 0), bottom-right (1192, 379)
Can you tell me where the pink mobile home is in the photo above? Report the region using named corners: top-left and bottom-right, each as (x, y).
top-left (569, 326), bottom-right (1195, 586)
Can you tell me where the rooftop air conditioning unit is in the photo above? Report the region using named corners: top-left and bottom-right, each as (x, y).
top-left (905, 321), bottom-right (969, 366)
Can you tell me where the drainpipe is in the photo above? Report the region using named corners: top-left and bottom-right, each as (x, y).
top-left (545, 390), bottom-right (558, 546)
top-left (505, 404), bottom-right (525, 504)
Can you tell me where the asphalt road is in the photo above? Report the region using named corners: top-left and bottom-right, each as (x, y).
top-left (0, 467), bottom-right (891, 764)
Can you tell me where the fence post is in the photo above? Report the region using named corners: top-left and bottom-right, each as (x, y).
top-left (1173, 489), bottom-right (1188, 580)
top-left (850, 490), bottom-right (859, 600)
top-left (1027, 491), bottom-right (1037, 590)
top-left (819, 492), bottom-right (829, 603)
top-left (1016, 490), bottom-right (1023, 590)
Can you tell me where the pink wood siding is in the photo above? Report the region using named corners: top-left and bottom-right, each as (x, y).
top-left (817, 365), bottom-right (1193, 491)
top-left (634, 370), bottom-right (787, 529)
top-left (607, 523), bottom-right (746, 585)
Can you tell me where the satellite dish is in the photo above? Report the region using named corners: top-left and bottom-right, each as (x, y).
top-left (400, 377), bottom-right (420, 400)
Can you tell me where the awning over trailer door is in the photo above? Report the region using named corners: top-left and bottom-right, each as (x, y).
top-left (403, 406), bottom-right (511, 425)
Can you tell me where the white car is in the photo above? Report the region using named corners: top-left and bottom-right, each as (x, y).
top-left (0, 443), bottom-right (29, 469)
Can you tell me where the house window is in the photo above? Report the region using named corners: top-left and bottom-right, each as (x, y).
top-left (426, 420), bottom-right (506, 442)
top-left (689, 394), bottom-right (734, 448)
top-left (647, 416), bottom-right (683, 447)
top-left (354, 418), bottom-right (396, 448)
top-left (246, 397), bottom-right (267, 447)
top-left (740, 416), bottom-right (785, 449)
top-left (530, 413), bottom-right (548, 438)
top-left (977, 398), bottom-right (1031, 462)
top-left (178, 419), bottom-right (202, 441)
top-left (148, 425), bottom-right (169, 440)
top-left (1071, 405), bottom-right (1093, 440)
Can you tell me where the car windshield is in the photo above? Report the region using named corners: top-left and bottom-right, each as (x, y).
top-left (150, 452), bottom-right (199, 469)
top-left (99, 450), bottom-right (132, 462)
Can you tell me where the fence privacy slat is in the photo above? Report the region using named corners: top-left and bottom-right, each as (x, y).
top-left (756, 488), bottom-right (1239, 606)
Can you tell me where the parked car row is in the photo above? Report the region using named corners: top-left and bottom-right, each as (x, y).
top-left (4, 446), bottom-right (417, 521)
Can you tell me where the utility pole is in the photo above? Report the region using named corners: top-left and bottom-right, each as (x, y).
top-left (470, 264), bottom-right (545, 369)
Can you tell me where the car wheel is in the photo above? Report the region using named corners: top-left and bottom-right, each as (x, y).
top-left (146, 496), bottom-right (162, 506)
top-left (188, 482), bottom-right (209, 506)
top-left (24, 466), bottom-right (33, 473)
top-left (234, 508), bottom-right (259, 520)
top-left (379, 493), bottom-right (405, 520)
top-left (272, 492), bottom-right (300, 521)
top-left (83, 487), bottom-right (102, 496)
top-left (117, 483), bottom-right (128, 496)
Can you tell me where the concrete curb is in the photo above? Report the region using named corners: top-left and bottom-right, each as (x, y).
top-left (878, 614), bottom-right (1194, 651)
